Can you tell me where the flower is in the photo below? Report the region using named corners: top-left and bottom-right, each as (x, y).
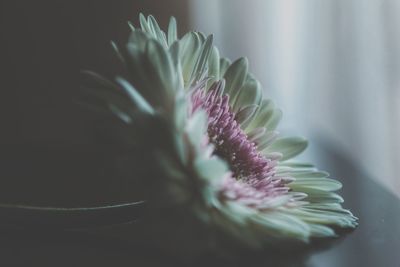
top-left (83, 14), bottom-right (357, 257)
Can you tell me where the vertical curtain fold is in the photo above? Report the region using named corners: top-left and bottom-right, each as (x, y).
top-left (189, 0), bottom-right (400, 196)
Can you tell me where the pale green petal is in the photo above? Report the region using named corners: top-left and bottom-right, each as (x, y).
top-left (302, 188), bottom-right (344, 203)
top-left (173, 132), bottom-right (188, 166)
top-left (258, 195), bottom-right (293, 209)
top-left (235, 104), bottom-right (258, 125)
top-left (252, 212), bottom-right (310, 241)
top-left (116, 77), bottom-right (154, 114)
top-left (145, 39), bottom-right (176, 93)
top-left (232, 78), bottom-right (262, 112)
top-left (291, 170), bottom-right (330, 179)
top-left (279, 162), bottom-right (314, 169)
top-left (304, 203), bottom-right (356, 216)
top-left (264, 108), bottom-right (282, 130)
top-left (110, 41), bottom-right (124, 64)
top-left (189, 35), bottom-right (213, 85)
top-left (186, 110), bottom-right (208, 151)
top-left (223, 57), bottom-right (248, 104)
top-left (167, 17), bottom-right (177, 46)
top-left (308, 224), bottom-right (336, 237)
top-left (174, 96), bottom-right (188, 130)
top-left (245, 99), bottom-right (279, 132)
top-left (139, 13), bottom-right (152, 34)
top-left (148, 15), bottom-right (168, 48)
top-left (127, 21), bottom-right (135, 31)
top-left (265, 137), bottom-right (308, 161)
top-left (180, 32), bottom-right (202, 87)
top-left (289, 207), bottom-right (357, 228)
top-left (289, 178), bottom-right (342, 191)
top-left (194, 157), bottom-right (229, 182)
top-left (247, 127), bottom-right (266, 142)
top-left (257, 131), bottom-right (279, 151)
top-left (207, 46), bottom-right (220, 86)
top-left (168, 41), bottom-right (184, 91)
top-left (128, 30), bottom-right (149, 50)
top-left (219, 57), bottom-right (231, 78)
top-left (108, 104), bottom-right (132, 123)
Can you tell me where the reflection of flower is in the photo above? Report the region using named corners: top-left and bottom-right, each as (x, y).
top-left (84, 14), bottom-right (357, 255)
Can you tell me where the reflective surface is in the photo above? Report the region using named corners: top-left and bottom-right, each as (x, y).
top-left (0, 141), bottom-right (399, 266)
top-left (307, 140), bottom-right (400, 267)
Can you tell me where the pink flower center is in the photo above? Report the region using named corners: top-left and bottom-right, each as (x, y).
top-left (191, 82), bottom-right (290, 208)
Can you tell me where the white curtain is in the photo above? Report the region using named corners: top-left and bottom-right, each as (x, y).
top-left (189, 0), bottom-right (400, 196)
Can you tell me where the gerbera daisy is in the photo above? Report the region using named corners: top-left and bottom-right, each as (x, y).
top-left (82, 14), bottom-right (357, 257)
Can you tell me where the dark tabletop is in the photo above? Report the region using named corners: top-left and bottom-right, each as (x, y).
top-left (0, 141), bottom-right (399, 267)
top-left (306, 141), bottom-right (400, 267)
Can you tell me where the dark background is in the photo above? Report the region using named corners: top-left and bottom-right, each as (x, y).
top-left (0, 2), bottom-right (399, 267)
top-left (0, 1), bottom-right (188, 206)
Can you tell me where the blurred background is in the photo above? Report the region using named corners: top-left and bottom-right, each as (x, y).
top-left (190, 0), bottom-right (400, 197)
top-left (0, 1), bottom-right (399, 266)
top-left (2, 0), bottom-right (398, 198)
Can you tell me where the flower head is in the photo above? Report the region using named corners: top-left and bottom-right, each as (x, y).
top-left (83, 14), bottom-right (357, 257)
top-left (191, 82), bottom-right (292, 207)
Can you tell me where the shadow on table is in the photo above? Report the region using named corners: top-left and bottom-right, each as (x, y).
top-left (0, 139), bottom-right (398, 267)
